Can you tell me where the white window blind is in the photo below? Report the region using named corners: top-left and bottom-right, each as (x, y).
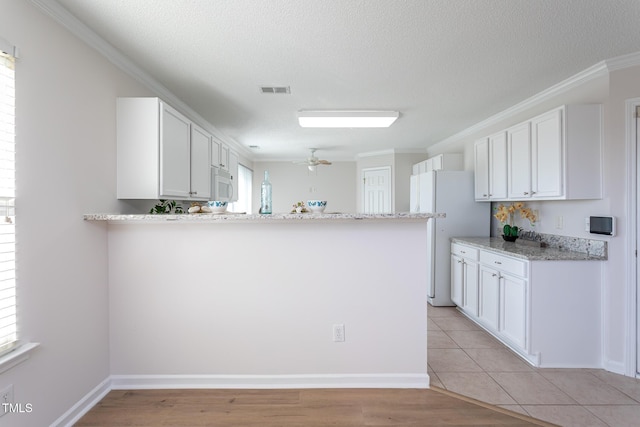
top-left (0, 49), bottom-right (16, 357)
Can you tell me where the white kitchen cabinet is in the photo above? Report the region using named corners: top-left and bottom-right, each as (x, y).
top-left (211, 138), bottom-right (221, 169)
top-left (451, 240), bottom-right (601, 367)
top-left (500, 271), bottom-right (527, 350)
top-left (530, 105), bottom-right (602, 200)
top-left (190, 124), bottom-right (212, 200)
top-left (474, 132), bottom-right (507, 201)
top-left (475, 104), bottom-right (602, 201)
top-left (211, 138), bottom-right (232, 172)
top-left (426, 153), bottom-right (463, 171)
top-left (478, 265), bottom-right (500, 331)
top-left (451, 243), bottom-right (480, 316)
top-left (414, 153), bottom-right (462, 176)
top-left (220, 144), bottom-right (229, 170)
top-left (159, 103), bottom-right (191, 198)
top-left (507, 121), bottom-right (532, 199)
top-left (117, 97), bottom-right (211, 201)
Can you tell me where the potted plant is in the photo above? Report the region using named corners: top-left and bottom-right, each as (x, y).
top-left (494, 202), bottom-right (537, 242)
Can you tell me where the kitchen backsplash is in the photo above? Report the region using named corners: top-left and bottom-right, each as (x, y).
top-left (519, 230), bottom-right (607, 258)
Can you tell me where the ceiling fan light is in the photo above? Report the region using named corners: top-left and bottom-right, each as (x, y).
top-left (308, 164), bottom-right (317, 172)
top-left (297, 110), bottom-right (399, 128)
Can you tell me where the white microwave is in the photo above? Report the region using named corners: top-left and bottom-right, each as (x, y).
top-left (211, 167), bottom-right (234, 202)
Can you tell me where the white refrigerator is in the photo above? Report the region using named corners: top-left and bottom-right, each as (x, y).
top-left (410, 170), bottom-right (490, 306)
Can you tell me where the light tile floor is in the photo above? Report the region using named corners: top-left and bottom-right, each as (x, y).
top-left (428, 306), bottom-right (640, 427)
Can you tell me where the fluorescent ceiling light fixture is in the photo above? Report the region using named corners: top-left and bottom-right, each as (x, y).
top-left (297, 110), bottom-right (399, 128)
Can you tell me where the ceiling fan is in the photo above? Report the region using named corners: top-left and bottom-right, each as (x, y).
top-left (294, 148), bottom-right (332, 171)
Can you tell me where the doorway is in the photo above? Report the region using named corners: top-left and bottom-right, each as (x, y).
top-left (362, 167), bottom-right (392, 214)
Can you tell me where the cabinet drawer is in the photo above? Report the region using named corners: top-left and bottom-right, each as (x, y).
top-left (480, 251), bottom-right (527, 278)
top-left (451, 243), bottom-right (479, 261)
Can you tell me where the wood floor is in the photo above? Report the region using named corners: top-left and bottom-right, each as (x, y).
top-left (75, 387), bottom-right (556, 426)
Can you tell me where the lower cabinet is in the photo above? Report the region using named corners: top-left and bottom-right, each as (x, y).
top-left (451, 243), bottom-right (479, 316)
top-left (450, 241), bottom-right (601, 368)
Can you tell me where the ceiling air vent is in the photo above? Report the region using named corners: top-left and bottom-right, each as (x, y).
top-left (260, 86), bottom-right (290, 94)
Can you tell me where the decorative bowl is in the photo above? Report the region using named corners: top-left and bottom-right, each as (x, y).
top-left (307, 200), bottom-right (327, 213)
top-left (207, 200), bottom-right (228, 213)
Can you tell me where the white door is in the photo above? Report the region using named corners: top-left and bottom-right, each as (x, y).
top-left (362, 167), bottom-right (392, 213)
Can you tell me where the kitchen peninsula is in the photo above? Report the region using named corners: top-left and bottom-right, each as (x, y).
top-left (85, 212), bottom-right (441, 389)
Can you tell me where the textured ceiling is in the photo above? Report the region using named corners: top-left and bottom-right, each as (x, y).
top-left (51, 0), bottom-right (640, 161)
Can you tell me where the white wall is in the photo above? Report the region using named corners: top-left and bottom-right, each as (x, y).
top-left (252, 161), bottom-right (357, 214)
top-left (108, 221), bottom-right (429, 387)
top-left (0, 1), bottom-right (154, 425)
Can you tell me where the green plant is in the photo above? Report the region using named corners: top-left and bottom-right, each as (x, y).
top-left (149, 200), bottom-right (184, 214)
top-left (494, 202), bottom-right (537, 237)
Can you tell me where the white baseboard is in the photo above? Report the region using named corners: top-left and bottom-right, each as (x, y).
top-left (603, 359), bottom-right (626, 376)
top-left (110, 373), bottom-right (430, 390)
top-left (50, 377), bottom-right (111, 427)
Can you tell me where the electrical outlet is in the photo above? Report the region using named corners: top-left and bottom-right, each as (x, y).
top-left (0, 384), bottom-right (14, 418)
top-left (333, 324), bottom-right (345, 342)
top-left (555, 215), bottom-right (564, 229)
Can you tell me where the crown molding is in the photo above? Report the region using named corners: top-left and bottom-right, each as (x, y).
top-left (604, 50), bottom-right (640, 72)
top-left (29, 0), bottom-right (252, 159)
top-left (432, 60), bottom-right (610, 150)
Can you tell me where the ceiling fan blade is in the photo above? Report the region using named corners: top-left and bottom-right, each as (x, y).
top-left (318, 160), bottom-right (332, 165)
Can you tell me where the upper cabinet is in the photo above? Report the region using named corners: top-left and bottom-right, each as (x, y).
top-left (117, 97), bottom-right (211, 201)
top-left (507, 122), bottom-right (532, 199)
top-left (474, 132), bottom-right (507, 200)
top-left (412, 153), bottom-right (463, 174)
top-left (474, 104), bottom-right (602, 201)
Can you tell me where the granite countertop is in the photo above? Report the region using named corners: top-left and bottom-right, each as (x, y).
top-left (451, 236), bottom-right (607, 261)
top-left (84, 212), bottom-right (444, 223)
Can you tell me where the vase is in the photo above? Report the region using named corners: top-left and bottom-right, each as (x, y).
top-left (502, 234), bottom-right (518, 242)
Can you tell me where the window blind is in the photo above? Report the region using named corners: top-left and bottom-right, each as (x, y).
top-left (0, 49), bottom-right (16, 357)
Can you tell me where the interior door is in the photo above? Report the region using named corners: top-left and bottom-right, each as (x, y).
top-left (362, 167), bottom-right (391, 214)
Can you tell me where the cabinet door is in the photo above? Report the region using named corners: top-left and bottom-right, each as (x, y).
top-left (190, 124), bottom-right (212, 200)
top-left (507, 122), bottom-right (531, 199)
top-left (451, 254), bottom-right (464, 307)
top-left (479, 265), bottom-right (500, 331)
top-left (462, 259), bottom-right (479, 317)
top-left (500, 273), bottom-right (527, 350)
top-left (211, 138), bottom-right (221, 168)
top-left (489, 132), bottom-right (507, 199)
top-left (532, 108), bottom-right (563, 198)
top-left (220, 144), bottom-right (229, 170)
top-left (474, 138), bottom-right (489, 200)
top-left (160, 103), bottom-right (191, 198)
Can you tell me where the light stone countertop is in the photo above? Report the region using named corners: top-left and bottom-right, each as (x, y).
top-left (84, 212), bottom-right (443, 223)
top-left (451, 237), bottom-right (607, 261)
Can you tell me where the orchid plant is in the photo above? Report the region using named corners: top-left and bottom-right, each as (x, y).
top-left (494, 202), bottom-right (537, 237)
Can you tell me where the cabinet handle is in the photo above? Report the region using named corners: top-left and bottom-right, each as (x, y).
top-left (460, 250), bottom-right (466, 254)
top-left (457, 260), bottom-right (463, 264)
top-left (483, 194), bottom-right (488, 197)
top-left (492, 273), bottom-right (498, 277)
top-left (189, 191), bottom-right (197, 195)
top-left (523, 192), bottom-right (529, 195)
top-left (494, 261), bottom-right (502, 265)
